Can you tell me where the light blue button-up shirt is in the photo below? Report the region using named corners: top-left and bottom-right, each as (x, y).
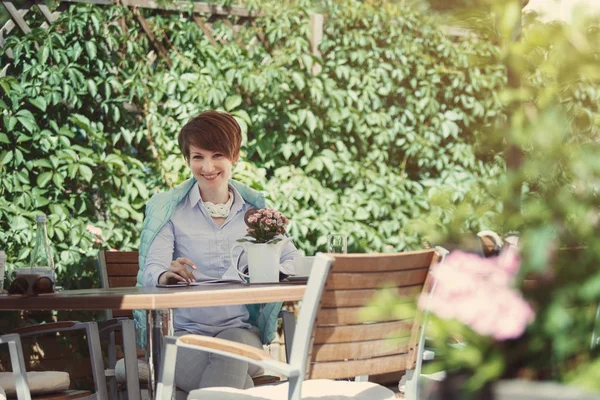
top-left (143, 183), bottom-right (299, 336)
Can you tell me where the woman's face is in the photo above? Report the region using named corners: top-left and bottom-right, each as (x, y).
top-left (188, 145), bottom-right (238, 194)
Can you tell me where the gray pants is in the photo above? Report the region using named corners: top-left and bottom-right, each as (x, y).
top-left (173, 327), bottom-right (264, 396)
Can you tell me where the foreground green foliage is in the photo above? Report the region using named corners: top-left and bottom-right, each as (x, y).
top-left (376, 0), bottom-right (600, 392)
top-left (0, 0), bottom-right (505, 285)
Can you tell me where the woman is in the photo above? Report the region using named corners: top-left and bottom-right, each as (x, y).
top-left (135, 111), bottom-right (300, 395)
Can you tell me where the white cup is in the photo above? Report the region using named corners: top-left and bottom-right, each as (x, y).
top-left (292, 256), bottom-right (315, 277)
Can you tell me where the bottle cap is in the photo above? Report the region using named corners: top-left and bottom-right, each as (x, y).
top-left (35, 214), bottom-right (47, 223)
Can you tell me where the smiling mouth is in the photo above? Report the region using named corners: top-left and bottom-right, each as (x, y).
top-left (202, 173), bottom-right (220, 181)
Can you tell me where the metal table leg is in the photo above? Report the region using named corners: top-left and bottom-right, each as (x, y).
top-left (146, 309), bottom-right (174, 399)
top-left (146, 310), bottom-right (155, 400)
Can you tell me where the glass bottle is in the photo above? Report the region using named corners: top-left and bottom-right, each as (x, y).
top-left (28, 213), bottom-right (56, 282)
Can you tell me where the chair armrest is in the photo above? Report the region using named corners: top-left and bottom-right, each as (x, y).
top-left (0, 334), bottom-right (31, 400)
top-left (179, 335), bottom-right (272, 361)
top-left (13, 322), bottom-right (109, 399)
top-left (177, 335), bottom-right (300, 377)
top-left (12, 321), bottom-right (85, 337)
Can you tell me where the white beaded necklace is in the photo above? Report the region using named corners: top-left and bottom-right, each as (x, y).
top-left (203, 191), bottom-right (234, 218)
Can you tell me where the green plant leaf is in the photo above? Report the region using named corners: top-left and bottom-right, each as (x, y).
top-left (79, 165), bottom-right (93, 182)
top-left (225, 95), bottom-right (242, 111)
top-left (29, 96), bottom-right (47, 112)
top-left (37, 171), bottom-right (53, 187)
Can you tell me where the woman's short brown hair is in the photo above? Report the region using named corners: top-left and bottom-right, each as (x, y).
top-left (178, 110), bottom-right (242, 161)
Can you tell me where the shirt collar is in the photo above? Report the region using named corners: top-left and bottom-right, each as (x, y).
top-left (188, 183), bottom-right (247, 214)
top-left (188, 184), bottom-right (202, 208)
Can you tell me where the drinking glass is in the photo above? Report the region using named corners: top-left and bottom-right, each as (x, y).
top-left (327, 234), bottom-right (348, 254)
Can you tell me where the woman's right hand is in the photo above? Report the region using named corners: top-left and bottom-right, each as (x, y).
top-left (158, 257), bottom-right (197, 284)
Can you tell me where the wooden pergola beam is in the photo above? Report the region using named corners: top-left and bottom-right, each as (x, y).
top-left (132, 7), bottom-right (173, 68)
top-left (37, 3), bottom-right (58, 24)
top-left (193, 15), bottom-right (220, 48)
top-left (59, 0), bottom-right (262, 17)
top-left (1, 1), bottom-right (32, 34)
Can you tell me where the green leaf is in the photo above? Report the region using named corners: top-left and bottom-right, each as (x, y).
top-left (0, 133), bottom-right (9, 144)
top-left (40, 45), bottom-right (50, 65)
top-left (33, 159), bottom-right (53, 169)
top-left (37, 171), bottom-right (53, 187)
top-left (224, 95), bottom-right (242, 111)
top-left (30, 96), bottom-right (47, 112)
top-left (6, 116), bottom-right (17, 131)
top-left (79, 165), bottom-right (93, 182)
top-left (0, 150), bottom-right (13, 165)
top-left (132, 178), bottom-right (149, 199)
top-left (87, 80), bottom-right (98, 97)
top-left (52, 173), bottom-right (64, 188)
top-left (306, 111), bottom-right (317, 133)
top-left (292, 72), bottom-right (305, 91)
top-left (85, 41), bottom-right (97, 59)
top-left (17, 116), bottom-right (37, 133)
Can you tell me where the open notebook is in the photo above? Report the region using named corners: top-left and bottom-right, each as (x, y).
top-left (157, 279), bottom-right (242, 288)
top-left (156, 273), bottom-right (243, 288)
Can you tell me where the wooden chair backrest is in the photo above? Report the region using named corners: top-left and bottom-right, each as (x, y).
top-left (306, 249), bottom-right (440, 380)
top-left (98, 251), bottom-right (139, 318)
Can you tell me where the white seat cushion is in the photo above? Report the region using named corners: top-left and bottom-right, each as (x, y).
top-left (0, 384), bottom-right (6, 400)
top-left (0, 371), bottom-right (69, 397)
top-left (115, 358), bottom-right (149, 384)
top-left (188, 379), bottom-right (396, 400)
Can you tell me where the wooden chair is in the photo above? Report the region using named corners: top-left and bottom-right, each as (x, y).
top-left (156, 249), bottom-right (444, 400)
top-left (97, 250), bottom-right (285, 399)
top-left (96, 251), bottom-right (142, 400)
top-left (1, 324), bottom-right (106, 400)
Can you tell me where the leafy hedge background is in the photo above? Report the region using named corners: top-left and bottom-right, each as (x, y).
top-left (0, 0), bottom-right (508, 289)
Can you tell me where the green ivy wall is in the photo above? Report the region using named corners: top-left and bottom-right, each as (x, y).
top-left (0, 0), bottom-right (506, 288)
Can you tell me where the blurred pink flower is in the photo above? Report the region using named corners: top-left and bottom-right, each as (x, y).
top-left (420, 251), bottom-right (534, 341)
top-left (86, 224), bottom-right (103, 243)
top-left (86, 224), bottom-right (102, 236)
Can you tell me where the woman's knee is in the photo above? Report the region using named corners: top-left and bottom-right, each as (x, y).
top-left (217, 327), bottom-right (262, 348)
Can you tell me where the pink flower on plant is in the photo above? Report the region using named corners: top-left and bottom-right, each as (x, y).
top-left (420, 250), bottom-right (534, 341)
top-left (243, 207), bottom-right (289, 243)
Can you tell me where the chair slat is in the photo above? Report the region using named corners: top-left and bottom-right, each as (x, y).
top-left (108, 276), bottom-right (138, 288)
top-left (321, 285), bottom-right (422, 307)
top-left (106, 263), bottom-right (139, 277)
top-left (326, 267), bottom-right (428, 290)
top-left (105, 251), bottom-right (138, 264)
top-left (308, 353), bottom-right (409, 380)
top-left (329, 250), bottom-right (435, 273)
top-left (313, 320), bottom-right (413, 344)
top-left (317, 305), bottom-right (416, 325)
top-left (312, 338), bottom-right (409, 362)
top-left (33, 389), bottom-right (93, 399)
top-left (112, 310), bottom-right (134, 318)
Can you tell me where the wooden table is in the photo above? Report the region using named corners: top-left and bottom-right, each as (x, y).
top-left (0, 282), bottom-right (306, 398)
